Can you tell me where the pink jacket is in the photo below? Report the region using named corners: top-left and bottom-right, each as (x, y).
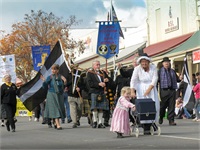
top-left (193, 83), bottom-right (200, 99)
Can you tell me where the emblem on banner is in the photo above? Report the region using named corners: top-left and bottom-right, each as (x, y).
top-left (109, 44), bottom-right (117, 54)
top-left (3, 58), bottom-right (6, 62)
top-left (98, 44), bottom-right (108, 55)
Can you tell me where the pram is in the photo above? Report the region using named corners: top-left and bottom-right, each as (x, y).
top-left (130, 98), bottom-right (161, 137)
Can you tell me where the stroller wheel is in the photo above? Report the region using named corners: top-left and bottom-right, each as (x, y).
top-left (135, 128), bottom-right (139, 138)
top-left (150, 126), bottom-right (154, 135)
top-left (157, 126), bottom-right (161, 136)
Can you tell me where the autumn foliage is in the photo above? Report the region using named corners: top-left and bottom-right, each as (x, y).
top-left (0, 10), bottom-right (84, 83)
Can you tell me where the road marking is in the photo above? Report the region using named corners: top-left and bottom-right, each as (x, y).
top-left (159, 135), bottom-right (200, 141)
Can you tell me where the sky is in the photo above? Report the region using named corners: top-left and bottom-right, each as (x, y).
top-left (0, 0), bottom-right (147, 35)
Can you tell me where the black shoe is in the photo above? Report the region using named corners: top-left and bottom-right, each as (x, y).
top-left (104, 123), bottom-right (110, 127)
top-left (57, 127), bottom-right (62, 130)
top-left (92, 122), bottom-right (97, 128)
top-left (12, 129), bottom-right (15, 132)
top-left (77, 120), bottom-right (80, 126)
top-left (61, 120), bottom-right (65, 124)
top-left (98, 123), bottom-right (105, 128)
top-left (169, 122), bottom-right (177, 126)
top-left (67, 119), bottom-right (72, 123)
top-left (144, 132), bottom-right (151, 135)
top-left (42, 121), bottom-right (46, 124)
top-left (48, 125), bottom-right (52, 128)
top-left (117, 133), bottom-right (124, 138)
top-left (6, 122), bottom-right (10, 132)
top-left (72, 124), bottom-right (77, 128)
top-left (87, 117), bottom-right (91, 125)
top-left (159, 118), bottom-right (163, 124)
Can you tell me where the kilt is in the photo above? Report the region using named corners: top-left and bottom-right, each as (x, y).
top-left (82, 99), bottom-right (91, 115)
top-left (90, 93), bottom-right (109, 111)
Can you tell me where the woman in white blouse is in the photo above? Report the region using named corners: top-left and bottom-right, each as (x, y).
top-left (130, 53), bottom-right (160, 134)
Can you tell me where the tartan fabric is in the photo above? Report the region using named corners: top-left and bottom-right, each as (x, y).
top-left (90, 93), bottom-right (109, 111)
top-left (82, 99), bottom-right (91, 115)
top-left (160, 67), bottom-right (177, 89)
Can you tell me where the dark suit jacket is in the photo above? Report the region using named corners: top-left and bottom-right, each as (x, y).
top-left (86, 69), bottom-right (108, 94)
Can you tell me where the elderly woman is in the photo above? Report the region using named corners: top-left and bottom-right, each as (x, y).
top-left (1, 74), bottom-right (18, 132)
top-left (130, 53), bottom-right (160, 134)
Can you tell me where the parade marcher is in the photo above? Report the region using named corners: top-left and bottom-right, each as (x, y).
top-left (193, 72), bottom-right (200, 122)
top-left (86, 60), bottom-right (109, 128)
top-left (66, 66), bottom-right (83, 128)
top-left (41, 64), bottom-right (66, 130)
top-left (158, 57), bottom-right (180, 126)
top-left (130, 53), bottom-right (160, 134)
top-left (110, 87), bottom-right (135, 138)
top-left (79, 72), bottom-right (92, 126)
top-left (1, 74), bottom-right (18, 132)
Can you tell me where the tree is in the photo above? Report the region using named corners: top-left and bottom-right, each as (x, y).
top-left (0, 10), bottom-right (84, 83)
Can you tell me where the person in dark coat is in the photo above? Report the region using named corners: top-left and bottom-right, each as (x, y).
top-left (86, 60), bottom-right (109, 128)
top-left (1, 74), bottom-right (18, 132)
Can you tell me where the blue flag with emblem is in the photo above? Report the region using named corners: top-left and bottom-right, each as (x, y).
top-left (96, 21), bottom-right (120, 59)
top-left (31, 45), bottom-right (51, 71)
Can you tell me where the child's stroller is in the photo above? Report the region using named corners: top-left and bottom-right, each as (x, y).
top-left (131, 98), bottom-right (161, 137)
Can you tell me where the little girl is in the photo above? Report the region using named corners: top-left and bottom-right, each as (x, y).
top-left (110, 86), bottom-right (135, 138)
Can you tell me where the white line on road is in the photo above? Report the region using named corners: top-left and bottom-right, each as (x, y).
top-left (159, 135), bottom-right (200, 141)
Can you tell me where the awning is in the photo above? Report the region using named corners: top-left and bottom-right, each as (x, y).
top-left (166, 30), bottom-right (200, 55)
top-left (144, 32), bottom-right (194, 57)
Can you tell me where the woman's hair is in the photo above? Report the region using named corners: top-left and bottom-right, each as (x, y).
top-left (51, 64), bottom-right (60, 70)
top-left (121, 86), bottom-right (131, 96)
top-left (4, 74), bottom-right (11, 79)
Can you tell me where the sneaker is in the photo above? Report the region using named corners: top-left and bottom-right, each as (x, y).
top-left (34, 118), bottom-right (39, 122)
top-left (67, 119), bottom-right (72, 123)
top-left (92, 122), bottom-right (97, 128)
top-left (193, 118), bottom-right (198, 121)
top-left (1, 123), bottom-right (5, 127)
top-left (196, 119), bottom-right (200, 122)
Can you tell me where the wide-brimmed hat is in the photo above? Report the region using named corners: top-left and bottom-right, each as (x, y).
top-left (137, 53), bottom-right (151, 64)
top-left (162, 57), bottom-right (171, 63)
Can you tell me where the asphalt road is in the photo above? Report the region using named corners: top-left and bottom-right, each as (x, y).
top-left (0, 116), bottom-right (199, 150)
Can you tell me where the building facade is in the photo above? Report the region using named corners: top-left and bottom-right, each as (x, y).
top-left (145, 0), bottom-right (200, 80)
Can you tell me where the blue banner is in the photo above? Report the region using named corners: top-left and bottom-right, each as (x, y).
top-left (96, 21), bottom-right (120, 59)
top-left (31, 45), bottom-right (50, 71)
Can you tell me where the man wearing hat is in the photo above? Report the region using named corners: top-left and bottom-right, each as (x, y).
top-left (158, 57), bottom-right (180, 126)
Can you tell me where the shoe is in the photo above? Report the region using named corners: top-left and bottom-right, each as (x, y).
top-left (6, 122), bottom-right (10, 132)
top-left (97, 123), bottom-right (105, 128)
top-left (87, 117), bottom-right (91, 125)
top-left (41, 121), bottom-right (46, 124)
top-left (29, 117), bottom-right (32, 121)
top-left (14, 119), bottom-right (17, 123)
top-left (48, 125), bottom-right (52, 128)
top-left (72, 124), bottom-right (77, 128)
top-left (67, 119), bottom-right (72, 123)
top-left (117, 133), bottom-right (124, 138)
top-left (169, 122), bottom-right (177, 126)
top-left (61, 120), bottom-right (65, 124)
top-left (77, 120), bottom-right (80, 126)
top-left (1, 123), bottom-right (5, 127)
top-left (92, 122), bottom-right (97, 128)
top-left (34, 118), bottom-right (39, 122)
top-left (159, 118), bottom-right (163, 124)
top-left (57, 127), bottom-right (62, 130)
top-left (193, 118), bottom-right (198, 121)
top-left (12, 129), bottom-right (15, 132)
top-left (196, 119), bottom-right (200, 122)
top-left (104, 123), bottom-right (110, 127)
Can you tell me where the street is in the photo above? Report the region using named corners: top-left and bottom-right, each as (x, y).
top-left (0, 116), bottom-right (200, 150)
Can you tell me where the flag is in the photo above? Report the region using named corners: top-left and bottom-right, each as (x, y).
top-left (110, 4), bottom-right (124, 39)
top-left (183, 56), bottom-right (195, 111)
top-left (18, 40), bottom-right (71, 111)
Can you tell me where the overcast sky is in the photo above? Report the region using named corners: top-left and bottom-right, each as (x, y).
top-left (0, 0), bottom-right (147, 34)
